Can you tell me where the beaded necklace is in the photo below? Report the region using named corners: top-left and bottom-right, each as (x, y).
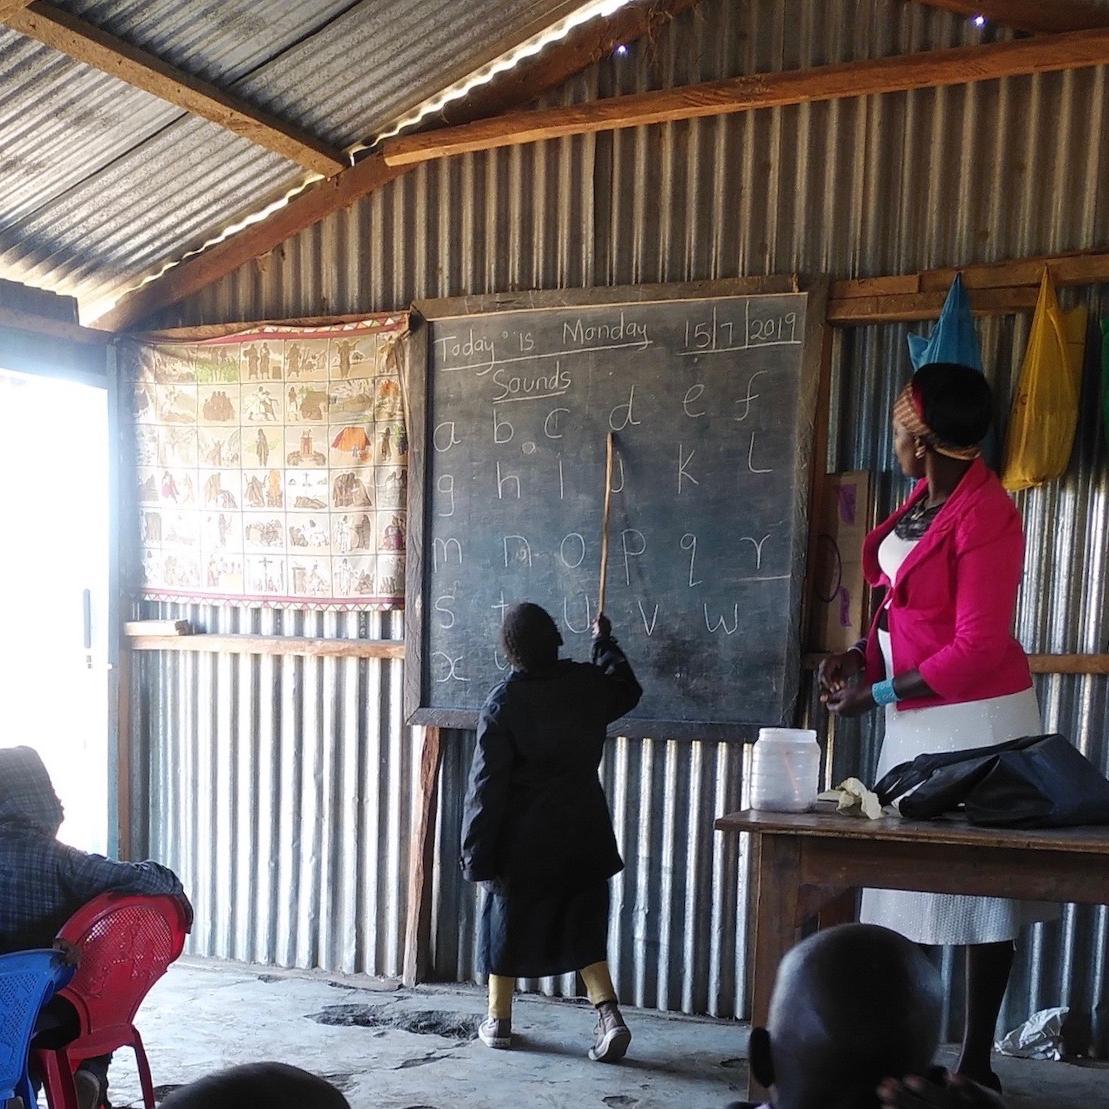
top-left (894, 498), bottom-right (945, 540)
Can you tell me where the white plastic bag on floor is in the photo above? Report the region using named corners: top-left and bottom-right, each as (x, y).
top-left (995, 1007), bottom-right (1069, 1061)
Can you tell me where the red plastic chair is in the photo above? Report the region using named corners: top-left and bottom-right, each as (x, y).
top-left (34, 893), bottom-right (189, 1109)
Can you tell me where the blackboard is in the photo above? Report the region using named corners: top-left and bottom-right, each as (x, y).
top-left (404, 278), bottom-right (826, 740)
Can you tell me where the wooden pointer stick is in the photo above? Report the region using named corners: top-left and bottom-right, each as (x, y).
top-left (598, 431), bottom-right (615, 616)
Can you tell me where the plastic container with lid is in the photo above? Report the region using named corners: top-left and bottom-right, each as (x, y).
top-left (749, 727), bottom-right (821, 813)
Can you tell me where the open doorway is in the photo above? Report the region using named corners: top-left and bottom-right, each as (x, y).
top-left (0, 366), bottom-right (110, 853)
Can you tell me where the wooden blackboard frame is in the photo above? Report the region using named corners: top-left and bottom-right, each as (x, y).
top-left (403, 275), bottom-right (829, 739)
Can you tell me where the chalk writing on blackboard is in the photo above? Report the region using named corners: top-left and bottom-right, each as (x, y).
top-left (408, 283), bottom-right (823, 739)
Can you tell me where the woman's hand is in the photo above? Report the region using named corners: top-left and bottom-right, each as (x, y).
top-left (825, 683), bottom-right (876, 718)
top-left (818, 650), bottom-right (864, 699)
top-left (878, 1073), bottom-right (1007, 1108)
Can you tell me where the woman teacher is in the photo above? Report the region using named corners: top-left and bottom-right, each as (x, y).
top-left (820, 362), bottom-right (1054, 1093)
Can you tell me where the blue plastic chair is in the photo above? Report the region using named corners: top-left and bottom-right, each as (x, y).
top-left (0, 950), bottom-right (75, 1109)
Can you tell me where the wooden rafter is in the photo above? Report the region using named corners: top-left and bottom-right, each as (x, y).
top-left (444, 0), bottom-right (702, 121)
top-left (1, 2), bottom-right (347, 175)
top-left (382, 27), bottom-right (1109, 166)
top-left (98, 0), bottom-right (701, 331)
top-left (0, 303), bottom-right (111, 344)
top-left (911, 1), bottom-right (1109, 35)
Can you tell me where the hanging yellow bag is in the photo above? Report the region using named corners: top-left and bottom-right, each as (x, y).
top-left (1001, 269), bottom-right (1087, 492)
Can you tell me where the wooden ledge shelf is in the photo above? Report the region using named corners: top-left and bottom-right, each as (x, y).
top-left (804, 653), bottom-right (1109, 676)
top-left (827, 248), bottom-right (1109, 324)
top-left (127, 633), bottom-right (404, 660)
top-left (1027, 654), bottom-right (1109, 676)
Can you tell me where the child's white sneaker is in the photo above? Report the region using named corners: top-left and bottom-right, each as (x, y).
top-left (589, 1001), bottom-right (631, 1062)
top-left (478, 1016), bottom-right (512, 1049)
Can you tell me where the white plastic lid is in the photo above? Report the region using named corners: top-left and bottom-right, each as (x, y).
top-left (756, 727), bottom-right (818, 744)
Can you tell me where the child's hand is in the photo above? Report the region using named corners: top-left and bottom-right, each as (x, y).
top-left (592, 613), bottom-right (612, 640)
top-left (878, 1073), bottom-right (1006, 1109)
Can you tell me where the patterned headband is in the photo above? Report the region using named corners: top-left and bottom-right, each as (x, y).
top-left (893, 382), bottom-right (980, 461)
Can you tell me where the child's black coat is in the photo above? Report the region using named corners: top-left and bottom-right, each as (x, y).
top-left (460, 639), bottom-right (642, 893)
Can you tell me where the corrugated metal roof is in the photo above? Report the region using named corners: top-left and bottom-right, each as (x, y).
top-left (59, 0), bottom-right (361, 82)
top-left (0, 1), bottom-right (357, 230)
top-left (0, 0), bottom-right (593, 320)
top-left (1, 116), bottom-right (296, 297)
top-left (0, 30), bottom-right (178, 231)
top-left (229, 0), bottom-right (585, 150)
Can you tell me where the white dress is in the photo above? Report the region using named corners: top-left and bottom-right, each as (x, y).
top-left (858, 531), bottom-right (1056, 946)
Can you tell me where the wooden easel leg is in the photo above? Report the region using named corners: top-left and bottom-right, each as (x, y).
top-left (747, 833), bottom-right (802, 1103)
top-left (403, 726), bottom-right (443, 987)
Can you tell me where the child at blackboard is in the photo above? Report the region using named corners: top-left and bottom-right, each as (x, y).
top-left (460, 602), bottom-right (642, 1060)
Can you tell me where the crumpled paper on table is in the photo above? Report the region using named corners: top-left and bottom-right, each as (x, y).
top-left (818, 777), bottom-right (884, 820)
top-left (996, 1007), bottom-right (1069, 1061)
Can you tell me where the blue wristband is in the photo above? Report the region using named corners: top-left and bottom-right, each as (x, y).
top-left (872, 679), bottom-right (900, 707)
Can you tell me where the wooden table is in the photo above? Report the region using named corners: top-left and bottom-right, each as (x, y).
top-left (715, 805), bottom-right (1109, 1100)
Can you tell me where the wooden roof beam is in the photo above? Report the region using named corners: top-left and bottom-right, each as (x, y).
top-left (1, 2), bottom-right (347, 175)
top-left (0, 302), bottom-right (111, 344)
top-left (97, 0), bottom-right (701, 331)
top-left (910, 1), bottom-right (1109, 35)
top-left (382, 27), bottom-right (1109, 167)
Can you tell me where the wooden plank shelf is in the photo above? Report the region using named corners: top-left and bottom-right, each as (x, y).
top-left (804, 653), bottom-right (1109, 676)
top-left (127, 633), bottom-right (404, 660)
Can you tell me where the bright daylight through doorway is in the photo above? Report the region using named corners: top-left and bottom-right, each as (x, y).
top-left (0, 366), bottom-right (109, 854)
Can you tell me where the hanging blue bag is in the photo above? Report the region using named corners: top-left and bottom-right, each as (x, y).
top-left (908, 273), bottom-right (984, 372)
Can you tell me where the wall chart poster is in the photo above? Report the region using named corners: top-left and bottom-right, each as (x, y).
top-left (122, 317), bottom-right (409, 610)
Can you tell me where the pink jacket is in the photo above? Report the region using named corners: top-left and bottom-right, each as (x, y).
top-left (862, 458), bottom-right (1033, 711)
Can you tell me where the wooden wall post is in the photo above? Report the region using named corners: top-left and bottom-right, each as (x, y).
top-left (403, 725), bottom-right (444, 986)
top-left (800, 324), bottom-right (836, 656)
top-left (115, 641), bottom-right (133, 859)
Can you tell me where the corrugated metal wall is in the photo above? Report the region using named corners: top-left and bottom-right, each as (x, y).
top-left (135, 0), bottom-right (1109, 1038)
top-left (130, 606), bottom-right (420, 978)
top-left (433, 730), bottom-right (752, 1017)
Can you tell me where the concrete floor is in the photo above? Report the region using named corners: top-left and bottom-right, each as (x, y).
top-left (103, 959), bottom-right (1108, 1109)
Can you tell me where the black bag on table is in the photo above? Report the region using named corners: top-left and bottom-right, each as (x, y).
top-left (874, 733), bottom-right (1109, 829)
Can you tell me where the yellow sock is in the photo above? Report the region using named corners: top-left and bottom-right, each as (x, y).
top-left (580, 961), bottom-right (617, 1007)
top-left (488, 974), bottom-right (514, 1020)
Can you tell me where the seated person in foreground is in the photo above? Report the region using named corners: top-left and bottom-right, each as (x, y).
top-left (0, 746), bottom-right (191, 1109)
top-left (729, 924), bottom-right (1005, 1109)
top-left (159, 1063), bottom-right (350, 1108)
